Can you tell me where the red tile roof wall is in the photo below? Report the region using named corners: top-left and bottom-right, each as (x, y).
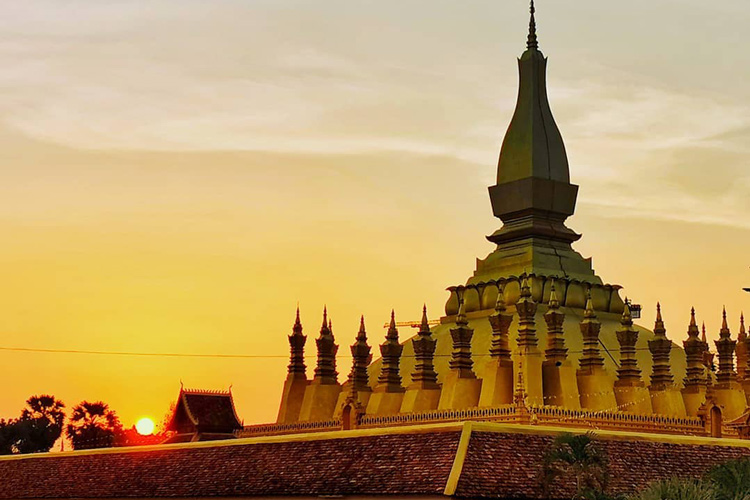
top-left (456, 431), bottom-right (750, 499)
top-left (3, 426), bottom-right (750, 499)
top-left (0, 431), bottom-right (461, 499)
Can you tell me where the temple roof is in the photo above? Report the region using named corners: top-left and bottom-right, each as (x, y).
top-left (167, 388), bottom-right (242, 436)
top-left (2, 423), bottom-right (750, 499)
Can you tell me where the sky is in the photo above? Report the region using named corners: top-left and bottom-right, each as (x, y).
top-left (0, 0), bottom-right (749, 430)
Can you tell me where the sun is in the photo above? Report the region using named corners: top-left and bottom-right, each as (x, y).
top-left (135, 417), bottom-right (155, 436)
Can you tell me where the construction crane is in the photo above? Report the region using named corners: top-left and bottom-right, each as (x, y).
top-left (382, 320), bottom-right (441, 329)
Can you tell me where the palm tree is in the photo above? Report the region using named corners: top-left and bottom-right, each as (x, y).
top-left (66, 401), bottom-right (123, 450)
top-left (630, 478), bottom-right (714, 500)
top-left (706, 458), bottom-right (750, 500)
top-left (542, 432), bottom-right (609, 499)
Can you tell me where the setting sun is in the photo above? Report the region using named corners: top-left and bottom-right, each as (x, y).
top-left (135, 417), bottom-right (155, 436)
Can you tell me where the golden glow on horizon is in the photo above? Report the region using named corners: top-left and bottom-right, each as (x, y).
top-left (135, 418), bottom-right (155, 436)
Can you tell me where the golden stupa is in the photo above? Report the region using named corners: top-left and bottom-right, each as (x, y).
top-left (261, 1), bottom-right (750, 440)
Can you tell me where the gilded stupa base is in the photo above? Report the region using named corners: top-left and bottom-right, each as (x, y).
top-left (650, 387), bottom-right (687, 417)
top-left (276, 374), bottom-right (309, 424)
top-left (298, 381), bottom-right (342, 422)
top-left (514, 349), bottom-right (544, 406)
top-left (401, 384), bottom-right (441, 413)
top-left (614, 383), bottom-right (652, 414)
top-left (543, 360), bottom-right (581, 409)
top-left (681, 386), bottom-right (707, 417)
top-left (366, 388), bottom-right (405, 416)
top-left (714, 382), bottom-right (748, 421)
top-left (479, 358), bottom-right (514, 407)
top-left (578, 367), bottom-right (617, 411)
top-left (438, 371), bottom-right (482, 410)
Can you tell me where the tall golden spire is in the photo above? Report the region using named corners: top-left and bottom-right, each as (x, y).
top-left (287, 306), bottom-right (307, 377)
top-left (715, 307), bottom-right (737, 385)
top-left (410, 305), bottom-right (439, 389)
top-left (349, 316), bottom-right (372, 391)
top-left (489, 283), bottom-right (513, 361)
top-left (649, 303), bottom-right (674, 388)
top-left (376, 310), bottom-right (404, 391)
top-left (616, 301), bottom-right (642, 383)
top-left (683, 307), bottom-right (706, 389)
top-left (579, 290), bottom-right (604, 371)
top-left (313, 306), bottom-right (339, 384)
top-left (544, 282), bottom-right (567, 363)
top-left (527, 0), bottom-right (538, 50)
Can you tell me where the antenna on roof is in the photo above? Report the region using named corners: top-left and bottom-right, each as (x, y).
top-left (527, 0), bottom-right (539, 50)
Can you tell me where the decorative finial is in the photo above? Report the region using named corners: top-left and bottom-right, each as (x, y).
top-left (520, 276), bottom-right (532, 299)
top-left (654, 302), bottom-right (666, 337)
top-left (548, 281), bottom-right (559, 309)
top-left (495, 282), bottom-right (506, 313)
top-left (328, 318), bottom-right (333, 334)
top-left (702, 322), bottom-right (707, 343)
top-left (742, 313), bottom-right (746, 335)
top-left (322, 306), bottom-right (328, 328)
top-left (690, 307), bottom-right (697, 327)
top-left (722, 306), bottom-right (728, 330)
top-left (527, 0), bottom-right (538, 50)
top-left (420, 305), bottom-right (430, 332)
top-left (358, 315), bottom-right (367, 341)
top-left (583, 288), bottom-right (596, 319)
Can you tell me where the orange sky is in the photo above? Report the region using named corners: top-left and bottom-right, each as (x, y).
top-left (0, 1), bottom-right (748, 428)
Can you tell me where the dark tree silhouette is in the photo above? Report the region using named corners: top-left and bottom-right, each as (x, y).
top-left (541, 432), bottom-right (609, 499)
top-left (66, 401), bottom-right (123, 450)
top-left (0, 419), bottom-right (19, 455)
top-left (15, 395), bottom-right (65, 454)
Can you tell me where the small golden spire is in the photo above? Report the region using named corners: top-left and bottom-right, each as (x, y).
top-left (387, 310), bottom-right (399, 340)
top-left (322, 305), bottom-right (328, 329)
top-left (357, 315), bottom-right (367, 341)
top-left (654, 302), bottom-right (666, 337)
top-left (420, 305), bottom-right (430, 334)
top-left (739, 312), bottom-right (747, 340)
top-left (690, 307), bottom-right (697, 327)
top-left (548, 281), bottom-right (560, 309)
top-left (702, 322), bottom-right (707, 343)
top-left (457, 290), bottom-right (469, 326)
top-left (495, 282), bottom-right (507, 313)
top-left (583, 288), bottom-right (596, 319)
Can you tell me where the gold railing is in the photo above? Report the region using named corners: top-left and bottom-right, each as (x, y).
top-left (237, 404), bottom-right (710, 438)
top-left (238, 418), bottom-right (342, 437)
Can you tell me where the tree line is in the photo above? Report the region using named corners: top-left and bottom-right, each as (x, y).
top-left (0, 395), bottom-right (161, 454)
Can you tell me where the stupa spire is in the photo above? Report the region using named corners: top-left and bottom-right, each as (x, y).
top-left (683, 307), bottom-right (707, 389)
top-left (410, 305), bottom-right (439, 388)
top-left (376, 310), bottom-right (404, 391)
top-left (544, 281), bottom-right (567, 362)
top-left (527, 0), bottom-right (538, 50)
top-left (489, 282), bottom-right (513, 361)
top-left (616, 301), bottom-right (642, 383)
top-left (349, 316), bottom-right (372, 391)
top-left (649, 302), bottom-right (674, 388)
top-left (715, 307), bottom-right (737, 384)
top-left (313, 307), bottom-right (339, 384)
top-left (287, 306), bottom-right (307, 377)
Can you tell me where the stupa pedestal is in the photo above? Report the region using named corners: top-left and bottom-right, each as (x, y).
top-left (649, 387), bottom-right (687, 417)
top-left (401, 382), bottom-right (441, 413)
top-left (334, 385), bottom-right (371, 418)
top-left (515, 349), bottom-right (544, 406)
top-left (479, 358), bottom-right (514, 407)
top-left (298, 381), bottom-right (342, 422)
top-left (577, 366), bottom-right (617, 411)
top-left (366, 387), bottom-right (405, 415)
top-left (543, 359), bottom-right (580, 408)
top-left (276, 375), bottom-right (309, 423)
top-left (681, 386), bottom-right (707, 417)
top-left (713, 382), bottom-right (747, 421)
top-left (438, 372), bottom-right (482, 410)
top-left (614, 382), bottom-right (652, 414)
